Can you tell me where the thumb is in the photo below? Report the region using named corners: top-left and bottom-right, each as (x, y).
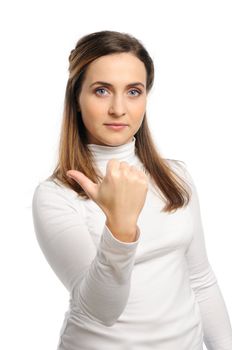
top-left (66, 170), bottom-right (98, 201)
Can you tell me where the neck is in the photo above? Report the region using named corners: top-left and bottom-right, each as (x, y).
top-left (87, 136), bottom-right (139, 175)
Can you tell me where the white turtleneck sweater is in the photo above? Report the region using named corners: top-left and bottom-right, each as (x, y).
top-left (32, 136), bottom-right (232, 350)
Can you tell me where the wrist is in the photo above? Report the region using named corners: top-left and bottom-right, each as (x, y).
top-left (105, 218), bottom-right (138, 243)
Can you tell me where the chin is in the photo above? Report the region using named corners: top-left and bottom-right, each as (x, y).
top-left (88, 130), bottom-right (134, 146)
top-left (102, 136), bottom-right (133, 147)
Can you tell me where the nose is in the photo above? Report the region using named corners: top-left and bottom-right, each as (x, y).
top-left (108, 95), bottom-right (126, 117)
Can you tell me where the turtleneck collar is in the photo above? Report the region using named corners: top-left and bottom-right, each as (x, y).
top-left (87, 136), bottom-right (139, 173)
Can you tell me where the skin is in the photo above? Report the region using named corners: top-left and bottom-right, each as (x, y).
top-left (67, 53), bottom-right (149, 242)
top-left (78, 52), bottom-right (147, 146)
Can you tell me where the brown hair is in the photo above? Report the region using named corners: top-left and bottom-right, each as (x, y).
top-left (49, 30), bottom-right (191, 213)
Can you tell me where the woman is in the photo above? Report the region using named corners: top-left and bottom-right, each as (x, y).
top-left (32, 30), bottom-right (232, 349)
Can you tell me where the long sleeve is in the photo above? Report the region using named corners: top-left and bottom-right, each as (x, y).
top-left (177, 161), bottom-right (232, 349)
top-left (32, 181), bottom-right (141, 327)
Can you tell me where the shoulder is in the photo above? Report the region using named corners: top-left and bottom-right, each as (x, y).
top-left (164, 158), bottom-right (194, 188)
top-left (165, 158), bottom-right (187, 175)
top-left (165, 157), bottom-right (187, 169)
top-left (32, 177), bottom-right (85, 213)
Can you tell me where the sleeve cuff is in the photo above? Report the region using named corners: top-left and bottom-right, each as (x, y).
top-left (103, 223), bottom-right (141, 249)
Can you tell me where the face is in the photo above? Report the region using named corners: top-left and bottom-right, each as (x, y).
top-left (78, 53), bottom-right (147, 146)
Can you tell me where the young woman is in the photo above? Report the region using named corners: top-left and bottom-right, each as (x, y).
top-left (32, 30), bottom-right (232, 349)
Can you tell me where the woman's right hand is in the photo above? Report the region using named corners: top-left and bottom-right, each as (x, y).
top-left (67, 159), bottom-right (149, 235)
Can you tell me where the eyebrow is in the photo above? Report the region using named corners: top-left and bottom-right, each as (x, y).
top-left (89, 81), bottom-right (145, 88)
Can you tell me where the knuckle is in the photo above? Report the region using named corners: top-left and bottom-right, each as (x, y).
top-left (119, 161), bottom-right (129, 168)
top-left (108, 159), bottom-right (119, 165)
top-left (108, 169), bottom-right (120, 179)
top-left (138, 174), bottom-right (149, 186)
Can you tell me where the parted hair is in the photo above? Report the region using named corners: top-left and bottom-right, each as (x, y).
top-left (49, 30), bottom-right (191, 213)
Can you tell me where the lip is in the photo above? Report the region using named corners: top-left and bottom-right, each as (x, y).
top-left (104, 123), bottom-right (128, 126)
top-left (104, 124), bottom-right (128, 131)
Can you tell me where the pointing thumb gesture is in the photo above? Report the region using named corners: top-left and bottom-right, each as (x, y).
top-left (66, 170), bottom-right (99, 202)
top-left (67, 159), bottom-right (149, 226)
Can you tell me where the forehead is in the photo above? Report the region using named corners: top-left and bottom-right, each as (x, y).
top-left (84, 53), bottom-right (146, 84)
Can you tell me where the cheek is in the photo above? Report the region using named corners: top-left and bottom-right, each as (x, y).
top-left (80, 97), bottom-right (105, 123)
top-left (130, 95), bottom-right (146, 109)
top-left (130, 99), bottom-right (146, 117)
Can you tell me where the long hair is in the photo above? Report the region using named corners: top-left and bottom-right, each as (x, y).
top-left (49, 30), bottom-right (191, 213)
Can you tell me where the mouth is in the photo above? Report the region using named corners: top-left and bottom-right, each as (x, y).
top-left (104, 123), bottom-right (128, 126)
top-left (104, 124), bottom-right (128, 131)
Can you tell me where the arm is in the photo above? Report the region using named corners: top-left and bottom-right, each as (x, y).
top-left (176, 161), bottom-right (232, 349)
top-left (32, 181), bottom-right (141, 327)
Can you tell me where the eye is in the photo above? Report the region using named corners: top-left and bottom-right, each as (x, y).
top-left (129, 89), bottom-right (142, 96)
top-left (94, 87), bottom-right (142, 97)
top-left (95, 88), bottom-right (108, 96)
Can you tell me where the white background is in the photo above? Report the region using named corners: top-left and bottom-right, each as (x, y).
top-left (0, 1), bottom-right (231, 349)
